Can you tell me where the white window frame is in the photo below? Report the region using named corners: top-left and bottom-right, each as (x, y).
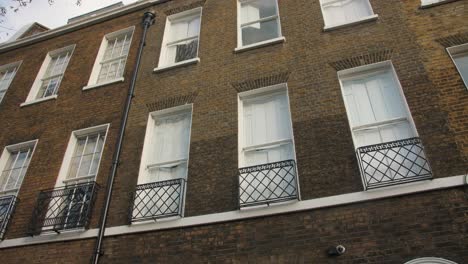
top-left (156, 8), bottom-right (202, 71)
top-left (237, 84), bottom-right (297, 167)
top-left (447, 43), bottom-right (468, 90)
top-left (0, 140), bottom-right (38, 197)
top-left (138, 104), bottom-right (193, 185)
top-left (84, 26), bottom-right (135, 90)
top-left (21, 45), bottom-right (75, 107)
top-left (0, 61), bottom-right (22, 105)
top-left (55, 124), bottom-right (109, 188)
top-left (319, 0), bottom-right (378, 31)
top-left (236, 0), bottom-right (285, 51)
top-left (337, 61), bottom-right (419, 148)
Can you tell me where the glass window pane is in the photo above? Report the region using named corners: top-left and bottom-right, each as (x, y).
top-left (166, 39), bottom-right (199, 64)
top-left (454, 54), bottom-right (468, 84)
top-left (242, 18), bottom-right (279, 46)
top-left (240, 0), bottom-right (277, 24)
top-left (67, 132), bottom-right (106, 181)
top-left (78, 154), bottom-right (93, 177)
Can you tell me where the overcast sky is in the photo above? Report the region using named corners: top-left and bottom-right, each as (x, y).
top-left (0, 0), bottom-right (138, 41)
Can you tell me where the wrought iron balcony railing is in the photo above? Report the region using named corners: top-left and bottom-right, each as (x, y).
top-left (130, 178), bottom-right (186, 223)
top-left (239, 160), bottom-right (298, 208)
top-left (0, 195), bottom-right (18, 240)
top-left (29, 181), bottom-right (99, 235)
top-left (356, 137), bottom-right (432, 190)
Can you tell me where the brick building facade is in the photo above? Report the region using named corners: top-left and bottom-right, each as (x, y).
top-left (0, 0), bottom-right (467, 263)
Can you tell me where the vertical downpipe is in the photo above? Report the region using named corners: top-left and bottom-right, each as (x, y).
top-left (92, 11), bottom-right (156, 264)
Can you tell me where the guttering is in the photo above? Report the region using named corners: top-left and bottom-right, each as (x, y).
top-left (0, 0), bottom-right (168, 54)
top-left (91, 10), bottom-right (157, 264)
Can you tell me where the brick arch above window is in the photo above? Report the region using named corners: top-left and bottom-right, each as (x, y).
top-left (405, 257), bottom-right (458, 264)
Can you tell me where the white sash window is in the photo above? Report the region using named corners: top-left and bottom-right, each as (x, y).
top-left (0, 140), bottom-right (36, 238)
top-left (0, 141), bottom-right (37, 196)
top-left (65, 132), bottom-right (106, 185)
top-left (240, 90), bottom-right (294, 167)
top-left (0, 62), bottom-right (21, 104)
top-left (238, 0), bottom-right (282, 47)
top-left (159, 9), bottom-right (201, 67)
top-left (24, 45), bottom-right (74, 104)
top-left (447, 44), bottom-right (468, 89)
top-left (85, 27), bottom-right (134, 88)
top-left (139, 107), bottom-right (192, 184)
top-left (341, 67), bottom-right (415, 148)
top-left (97, 32), bottom-right (132, 84)
top-left (37, 51), bottom-right (72, 99)
top-left (320, 0), bottom-right (374, 28)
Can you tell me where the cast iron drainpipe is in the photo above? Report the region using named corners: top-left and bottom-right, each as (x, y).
top-left (91, 11), bottom-right (156, 264)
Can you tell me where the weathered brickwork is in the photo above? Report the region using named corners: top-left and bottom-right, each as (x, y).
top-left (0, 0), bottom-right (466, 262)
top-left (1, 189), bottom-right (466, 263)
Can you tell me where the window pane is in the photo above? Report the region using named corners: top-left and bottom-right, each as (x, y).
top-left (241, 91), bottom-right (294, 167)
top-left (169, 16), bottom-right (200, 43)
top-left (146, 111), bottom-right (191, 183)
top-left (322, 0), bottom-right (373, 26)
top-left (454, 54), bottom-right (468, 84)
top-left (0, 67), bottom-right (17, 103)
top-left (37, 77), bottom-right (60, 99)
top-left (242, 19), bottom-right (279, 46)
top-left (0, 148), bottom-right (32, 192)
top-left (67, 133), bottom-right (106, 181)
top-left (240, 0), bottom-right (277, 24)
top-left (166, 40), bottom-right (199, 64)
top-left (243, 93), bottom-right (292, 146)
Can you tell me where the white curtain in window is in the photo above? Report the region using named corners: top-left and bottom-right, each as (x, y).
top-left (147, 112), bottom-right (191, 183)
top-left (342, 70), bottom-right (414, 148)
top-left (165, 15), bottom-right (201, 65)
top-left (322, 0), bottom-right (373, 26)
top-left (242, 93), bottom-right (293, 167)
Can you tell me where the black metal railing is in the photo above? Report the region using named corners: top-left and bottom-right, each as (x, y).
top-left (356, 137), bottom-right (432, 190)
top-left (0, 195), bottom-right (18, 240)
top-left (130, 178), bottom-right (186, 223)
top-left (239, 160), bottom-right (298, 208)
top-left (29, 182), bottom-right (99, 235)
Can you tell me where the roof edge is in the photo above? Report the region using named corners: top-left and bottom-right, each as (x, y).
top-left (0, 0), bottom-right (167, 53)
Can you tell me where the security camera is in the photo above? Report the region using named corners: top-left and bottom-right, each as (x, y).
top-left (327, 245), bottom-right (346, 256)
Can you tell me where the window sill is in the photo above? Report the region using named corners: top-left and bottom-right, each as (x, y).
top-left (323, 14), bottom-right (379, 32)
top-left (20, 95), bottom-right (58, 107)
top-left (420, 0), bottom-right (459, 9)
top-left (153, 58), bottom-right (200, 73)
top-left (82, 77), bottom-right (125, 91)
top-left (234, 37), bottom-right (286, 53)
